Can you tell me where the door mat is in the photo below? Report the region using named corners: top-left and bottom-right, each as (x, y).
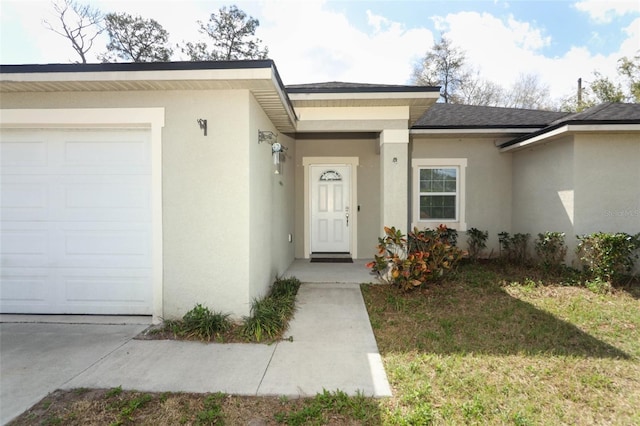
top-left (310, 257), bottom-right (354, 263)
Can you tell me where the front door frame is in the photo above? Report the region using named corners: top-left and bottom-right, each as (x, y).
top-left (303, 157), bottom-right (359, 259)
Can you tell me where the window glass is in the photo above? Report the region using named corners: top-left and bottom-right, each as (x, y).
top-left (419, 167), bottom-right (457, 220)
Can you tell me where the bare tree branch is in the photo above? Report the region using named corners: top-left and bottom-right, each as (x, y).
top-left (43, 0), bottom-right (103, 63)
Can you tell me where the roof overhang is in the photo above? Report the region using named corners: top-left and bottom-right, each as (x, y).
top-left (0, 61), bottom-right (297, 132)
top-left (411, 127), bottom-right (543, 138)
top-left (288, 89), bottom-right (440, 128)
top-left (499, 122), bottom-right (640, 152)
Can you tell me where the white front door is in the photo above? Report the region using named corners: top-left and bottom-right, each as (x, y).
top-left (310, 165), bottom-right (351, 253)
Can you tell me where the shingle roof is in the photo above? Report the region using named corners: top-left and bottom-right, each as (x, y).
top-left (286, 81), bottom-right (439, 93)
top-left (549, 102), bottom-right (640, 125)
top-left (413, 103), bottom-right (569, 129)
top-left (499, 102), bottom-right (640, 148)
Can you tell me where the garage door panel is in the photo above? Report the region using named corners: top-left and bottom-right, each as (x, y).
top-left (0, 273), bottom-right (49, 303)
top-left (0, 128), bottom-right (153, 315)
top-left (0, 179), bottom-right (49, 220)
top-left (62, 229), bottom-right (150, 268)
top-left (0, 140), bottom-right (48, 167)
top-left (64, 271), bottom-right (151, 303)
top-left (0, 228), bottom-right (49, 268)
top-left (63, 139), bottom-right (148, 168)
top-left (64, 180), bottom-right (150, 216)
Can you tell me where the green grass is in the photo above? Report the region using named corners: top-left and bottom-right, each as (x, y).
top-left (362, 261), bottom-right (640, 425)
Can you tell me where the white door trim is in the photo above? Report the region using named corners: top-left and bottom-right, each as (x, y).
top-left (303, 157), bottom-right (359, 259)
top-left (0, 108), bottom-right (165, 322)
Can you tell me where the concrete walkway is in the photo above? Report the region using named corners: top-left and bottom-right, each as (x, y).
top-left (0, 280), bottom-right (390, 425)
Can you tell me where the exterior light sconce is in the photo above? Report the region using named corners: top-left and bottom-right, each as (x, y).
top-left (197, 119), bottom-right (207, 136)
top-left (258, 130), bottom-right (288, 174)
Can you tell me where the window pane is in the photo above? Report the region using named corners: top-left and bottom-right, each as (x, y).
top-left (420, 168), bottom-right (457, 194)
top-left (420, 195), bottom-right (456, 220)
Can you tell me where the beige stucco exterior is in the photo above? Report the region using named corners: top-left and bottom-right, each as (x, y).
top-left (411, 135), bottom-right (514, 255)
top-left (512, 132), bottom-right (640, 266)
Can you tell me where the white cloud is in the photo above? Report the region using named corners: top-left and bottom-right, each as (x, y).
top-left (258, 0), bottom-right (433, 84)
top-left (430, 10), bottom-right (638, 101)
top-left (574, 0), bottom-right (640, 24)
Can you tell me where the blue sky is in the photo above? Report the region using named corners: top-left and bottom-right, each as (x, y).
top-left (1, 0), bottom-right (639, 102)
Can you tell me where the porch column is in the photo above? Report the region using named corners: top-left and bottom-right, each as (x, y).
top-left (380, 129), bottom-right (409, 232)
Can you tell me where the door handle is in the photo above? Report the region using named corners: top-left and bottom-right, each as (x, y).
top-left (345, 206), bottom-right (349, 227)
top-left (346, 212), bottom-right (349, 227)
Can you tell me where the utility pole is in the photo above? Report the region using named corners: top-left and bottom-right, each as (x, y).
top-left (577, 78), bottom-right (583, 108)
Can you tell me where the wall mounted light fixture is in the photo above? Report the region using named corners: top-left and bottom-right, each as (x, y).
top-left (197, 119), bottom-right (208, 136)
top-left (258, 130), bottom-right (287, 174)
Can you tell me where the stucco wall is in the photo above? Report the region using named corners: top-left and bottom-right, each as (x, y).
top-left (294, 137), bottom-right (380, 259)
top-left (412, 135), bottom-right (513, 256)
top-left (573, 133), bottom-right (640, 237)
top-left (248, 94), bottom-right (296, 303)
top-left (511, 132), bottom-right (639, 269)
top-left (1, 89), bottom-right (266, 318)
top-left (512, 137), bottom-right (576, 257)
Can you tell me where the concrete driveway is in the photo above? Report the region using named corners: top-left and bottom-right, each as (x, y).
top-left (0, 317), bottom-right (149, 425)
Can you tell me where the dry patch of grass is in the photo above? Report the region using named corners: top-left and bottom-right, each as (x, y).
top-left (11, 388), bottom-right (381, 426)
top-left (363, 262), bottom-right (640, 425)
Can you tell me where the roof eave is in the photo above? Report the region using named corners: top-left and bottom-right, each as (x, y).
top-left (0, 61), bottom-right (297, 133)
top-left (499, 121), bottom-right (640, 152)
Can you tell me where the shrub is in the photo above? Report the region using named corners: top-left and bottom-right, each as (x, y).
top-left (367, 225), bottom-right (465, 291)
top-left (576, 232), bottom-right (640, 283)
top-left (269, 276), bottom-right (301, 299)
top-left (177, 304), bottom-right (231, 341)
top-left (535, 232), bottom-right (568, 271)
top-left (241, 276), bottom-right (301, 342)
top-left (498, 232), bottom-right (530, 264)
top-left (466, 228), bottom-right (489, 261)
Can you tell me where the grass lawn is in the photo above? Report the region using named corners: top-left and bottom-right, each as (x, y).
top-left (363, 262), bottom-right (640, 425)
top-left (10, 262), bottom-right (640, 425)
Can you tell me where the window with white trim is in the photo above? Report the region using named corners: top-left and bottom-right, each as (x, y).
top-left (412, 158), bottom-right (467, 230)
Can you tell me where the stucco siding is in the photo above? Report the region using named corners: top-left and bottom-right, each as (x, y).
top-left (412, 136), bottom-right (512, 255)
top-left (294, 137), bottom-right (380, 258)
top-left (1, 90), bottom-right (255, 318)
top-left (248, 94), bottom-right (296, 303)
top-left (512, 137), bottom-right (575, 258)
top-left (573, 133), bottom-right (640, 237)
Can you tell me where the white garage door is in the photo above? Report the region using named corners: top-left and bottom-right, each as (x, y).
top-left (0, 128), bottom-right (153, 315)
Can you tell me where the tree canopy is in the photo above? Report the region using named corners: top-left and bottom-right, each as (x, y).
top-left (100, 12), bottom-right (173, 62)
top-left (412, 36), bottom-right (466, 104)
top-left (181, 5), bottom-right (268, 61)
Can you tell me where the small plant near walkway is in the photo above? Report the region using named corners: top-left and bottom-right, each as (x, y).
top-left (149, 276), bottom-right (301, 343)
top-left (242, 276), bottom-right (301, 342)
top-left (367, 225), bottom-right (465, 291)
top-left (164, 304), bottom-right (232, 341)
